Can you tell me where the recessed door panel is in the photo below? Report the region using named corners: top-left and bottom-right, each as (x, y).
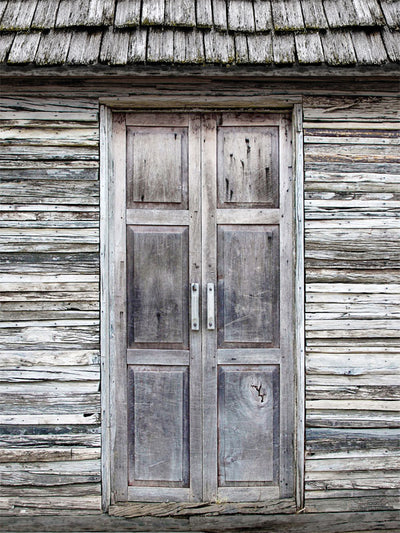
top-left (217, 126), bottom-right (279, 207)
top-left (127, 226), bottom-right (189, 348)
top-left (217, 225), bottom-right (279, 348)
top-left (218, 366), bottom-right (280, 485)
top-left (128, 366), bottom-right (189, 486)
top-left (127, 126), bottom-right (188, 209)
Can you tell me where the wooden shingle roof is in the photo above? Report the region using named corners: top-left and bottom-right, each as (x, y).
top-left (0, 0), bottom-right (399, 67)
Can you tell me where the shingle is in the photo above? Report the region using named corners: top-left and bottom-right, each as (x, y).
top-left (380, 0), bottom-right (400, 30)
top-left (381, 27), bottom-right (400, 61)
top-left (0, 33), bottom-right (14, 62)
top-left (56, 0), bottom-right (114, 28)
top-left (56, 0), bottom-right (89, 27)
top-left (213, 0), bottom-right (228, 30)
top-left (87, 0), bottom-right (115, 26)
top-left (351, 30), bottom-right (388, 64)
top-left (295, 32), bottom-right (324, 63)
top-left (32, 0), bottom-right (60, 29)
top-left (67, 31), bottom-right (102, 64)
top-left (127, 28), bottom-right (147, 62)
top-left (196, 0), bottom-right (213, 27)
top-left (115, 0), bottom-right (141, 27)
top-left (227, 0), bottom-right (255, 32)
top-left (323, 0), bottom-right (382, 27)
top-left (0, 1), bottom-right (7, 22)
top-left (321, 29), bottom-right (357, 64)
top-left (351, 0), bottom-right (385, 26)
top-left (8, 32), bottom-right (41, 63)
top-left (235, 33), bottom-right (249, 62)
top-left (0, 0), bottom-right (38, 31)
top-left (142, 0), bottom-right (165, 25)
top-left (323, 0), bottom-right (358, 27)
top-left (247, 33), bottom-right (273, 63)
top-left (253, 0), bottom-right (273, 31)
top-left (271, 0), bottom-right (304, 31)
top-left (204, 30), bottom-right (235, 62)
top-left (35, 29), bottom-right (72, 64)
top-left (273, 32), bottom-right (295, 63)
top-left (100, 27), bottom-right (130, 64)
top-left (165, 0), bottom-right (196, 27)
top-left (301, 0), bottom-right (328, 29)
top-left (173, 29), bottom-right (204, 62)
top-left (147, 28), bottom-right (174, 62)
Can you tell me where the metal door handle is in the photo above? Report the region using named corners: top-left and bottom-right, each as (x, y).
top-left (191, 283), bottom-right (199, 330)
top-left (207, 283), bottom-right (215, 330)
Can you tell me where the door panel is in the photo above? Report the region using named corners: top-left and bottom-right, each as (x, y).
top-left (218, 365), bottom-right (279, 485)
top-left (111, 111), bottom-right (294, 504)
top-left (128, 366), bottom-right (189, 486)
top-left (126, 126), bottom-right (188, 209)
top-left (217, 225), bottom-right (279, 347)
top-left (217, 126), bottom-right (279, 207)
top-left (127, 226), bottom-right (189, 348)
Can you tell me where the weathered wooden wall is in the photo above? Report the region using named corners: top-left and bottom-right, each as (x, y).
top-left (303, 95), bottom-right (400, 513)
top-left (0, 96), bottom-right (102, 514)
top-left (0, 82), bottom-right (399, 516)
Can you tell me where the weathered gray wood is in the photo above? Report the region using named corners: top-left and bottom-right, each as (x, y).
top-left (204, 31), bottom-right (235, 63)
top-left (295, 33), bottom-right (324, 64)
top-left (273, 33), bottom-right (296, 64)
top-left (67, 32), bottom-right (102, 65)
top-left (173, 30), bottom-right (204, 63)
top-left (218, 225), bottom-right (279, 346)
top-left (165, 0), bottom-right (196, 27)
top-left (7, 32), bottom-right (41, 64)
top-left (127, 29), bottom-right (147, 63)
top-left (99, 28), bottom-right (129, 65)
top-left (217, 125), bottom-right (279, 206)
top-left (31, 0), bottom-right (59, 28)
top-left (0, 34), bottom-right (14, 62)
top-left (246, 33), bottom-right (273, 63)
top-left (320, 30), bottom-right (357, 65)
top-left (114, 0), bottom-right (141, 27)
top-left (142, 0), bottom-right (165, 25)
top-left (300, 0), bottom-right (328, 29)
top-left (227, 0), bottom-right (255, 32)
top-left (351, 31), bottom-right (388, 64)
top-left (0, 0), bottom-right (37, 31)
top-left (196, 0), bottom-right (213, 27)
top-left (35, 30), bottom-right (72, 65)
top-left (218, 365), bottom-right (279, 484)
top-left (253, 0), bottom-right (273, 31)
top-left (212, 0), bottom-right (228, 29)
top-left (126, 127), bottom-right (188, 208)
top-left (380, 0), bottom-right (400, 29)
top-left (147, 29), bottom-right (174, 63)
top-left (271, 0), bottom-right (304, 30)
top-left (127, 226), bottom-right (189, 347)
top-left (128, 366), bottom-right (189, 485)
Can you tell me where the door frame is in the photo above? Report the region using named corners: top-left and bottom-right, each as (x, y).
top-left (100, 96), bottom-right (305, 512)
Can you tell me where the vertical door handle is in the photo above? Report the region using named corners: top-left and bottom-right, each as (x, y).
top-left (191, 283), bottom-right (199, 331)
top-left (207, 283), bottom-right (215, 330)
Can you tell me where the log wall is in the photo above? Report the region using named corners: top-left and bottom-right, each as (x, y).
top-left (0, 84), bottom-right (399, 516)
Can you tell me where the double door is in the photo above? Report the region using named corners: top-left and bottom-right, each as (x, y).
top-left (110, 111), bottom-right (294, 503)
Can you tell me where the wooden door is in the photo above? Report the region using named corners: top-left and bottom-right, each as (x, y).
top-left (110, 112), bottom-right (294, 504)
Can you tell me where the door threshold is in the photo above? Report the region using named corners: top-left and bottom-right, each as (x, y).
top-left (109, 499), bottom-right (296, 518)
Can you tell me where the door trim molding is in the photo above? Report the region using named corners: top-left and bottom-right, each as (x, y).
top-left (100, 100), bottom-right (305, 512)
